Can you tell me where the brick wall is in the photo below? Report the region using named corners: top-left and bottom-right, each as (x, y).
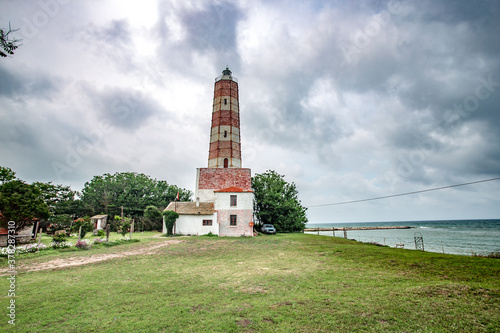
top-left (217, 209), bottom-right (253, 237)
top-left (197, 168), bottom-right (252, 191)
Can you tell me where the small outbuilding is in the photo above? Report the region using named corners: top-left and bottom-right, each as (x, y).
top-left (163, 201), bottom-right (217, 236)
top-left (91, 215), bottom-right (108, 231)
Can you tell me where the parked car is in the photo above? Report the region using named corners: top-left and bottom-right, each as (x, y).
top-left (261, 224), bottom-right (276, 234)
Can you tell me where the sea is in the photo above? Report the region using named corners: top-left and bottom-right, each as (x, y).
top-left (305, 219), bottom-right (500, 256)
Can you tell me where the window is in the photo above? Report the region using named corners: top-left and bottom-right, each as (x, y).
top-left (230, 215), bottom-right (237, 226)
top-left (230, 195), bottom-right (237, 207)
top-left (224, 158), bottom-right (228, 168)
top-left (224, 98), bottom-right (227, 105)
top-left (202, 220), bottom-right (212, 226)
top-left (224, 130), bottom-right (227, 138)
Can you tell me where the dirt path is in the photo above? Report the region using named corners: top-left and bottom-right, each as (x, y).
top-left (0, 239), bottom-right (182, 275)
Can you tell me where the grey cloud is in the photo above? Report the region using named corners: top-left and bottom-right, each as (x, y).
top-left (77, 19), bottom-right (135, 71)
top-left (180, 2), bottom-right (241, 51)
top-left (0, 64), bottom-right (57, 100)
top-left (155, 1), bottom-right (243, 77)
top-left (85, 85), bottom-right (164, 130)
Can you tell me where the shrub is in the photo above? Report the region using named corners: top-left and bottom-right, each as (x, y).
top-left (97, 229), bottom-right (105, 237)
top-left (120, 220), bottom-right (131, 237)
top-left (52, 233), bottom-right (67, 243)
top-left (75, 239), bottom-right (91, 249)
top-left (51, 241), bottom-right (72, 249)
top-left (144, 205), bottom-right (163, 231)
top-left (72, 217), bottom-right (93, 239)
top-left (0, 243), bottom-right (48, 256)
top-left (19, 243), bottom-right (48, 253)
top-left (93, 238), bottom-right (105, 245)
top-left (162, 210), bottom-right (179, 236)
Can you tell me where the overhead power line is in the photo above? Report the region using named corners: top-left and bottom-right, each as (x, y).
top-left (308, 177), bottom-right (500, 208)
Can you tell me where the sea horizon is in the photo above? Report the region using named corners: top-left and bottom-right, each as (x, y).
top-left (304, 219), bottom-right (500, 256)
top-left (306, 218), bottom-right (500, 225)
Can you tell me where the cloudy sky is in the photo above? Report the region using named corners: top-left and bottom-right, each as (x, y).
top-left (1, 0), bottom-right (499, 223)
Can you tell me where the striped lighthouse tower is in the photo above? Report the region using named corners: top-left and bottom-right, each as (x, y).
top-left (208, 67), bottom-right (241, 168)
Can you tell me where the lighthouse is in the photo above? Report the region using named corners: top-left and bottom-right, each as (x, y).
top-left (163, 67), bottom-right (254, 237)
top-left (208, 66), bottom-right (242, 168)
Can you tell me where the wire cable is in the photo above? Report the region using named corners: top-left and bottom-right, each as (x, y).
top-left (308, 177), bottom-right (500, 208)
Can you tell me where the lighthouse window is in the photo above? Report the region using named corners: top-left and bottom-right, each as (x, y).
top-left (224, 130), bottom-right (227, 138)
top-left (224, 99), bottom-right (227, 105)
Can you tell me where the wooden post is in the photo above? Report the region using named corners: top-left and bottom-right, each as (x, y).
top-left (343, 228), bottom-right (347, 239)
top-left (37, 229), bottom-right (42, 244)
top-left (317, 228), bottom-right (319, 235)
top-left (333, 229), bottom-right (335, 237)
top-left (78, 226), bottom-right (82, 241)
top-left (106, 224), bottom-right (110, 243)
top-left (130, 220), bottom-right (134, 238)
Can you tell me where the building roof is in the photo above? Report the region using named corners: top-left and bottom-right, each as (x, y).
top-left (214, 186), bottom-right (253, 193)
top-left (91, 215), bottom-right (108, 219)
top-left (164, 202), bottom-right (215, 215)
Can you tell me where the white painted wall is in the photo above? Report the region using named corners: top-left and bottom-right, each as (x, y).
top-left (214, 192), bottom-right (253, 210)
top-left (196, 189), bottom-right (215, 203)
top-left (163, 213), bottom-right (218, 236)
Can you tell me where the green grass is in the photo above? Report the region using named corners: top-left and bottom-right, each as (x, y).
top-left (1, 233), bottom-right (499, 332)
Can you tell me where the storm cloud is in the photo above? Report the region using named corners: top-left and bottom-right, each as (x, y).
top-left (1, 0), bottom-right (499, 222)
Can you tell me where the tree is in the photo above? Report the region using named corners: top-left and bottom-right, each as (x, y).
top-left (81, 172), bottom-right (192, 218)
top-left (72, 217), bottom-right (92, 239)
top-left (0, 166), bottom-right (16, 185)
top-left (119, 218), bottom-right (131, 237)
top-left (0, 180), bottom-right (50, 232)
top-left (33, 182), bottom-right (76, 216)
top-left (0, 24), bottom-right (21, 58)
top-left (162, 210), bottom-right (179, 236)
top-left (144, 205), bottom-right (163, 231)
top-left (252, 170), bottom-right (308, 233)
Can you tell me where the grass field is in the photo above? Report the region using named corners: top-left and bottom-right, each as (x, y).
top-left (1, 233), bottom-right (499, 332)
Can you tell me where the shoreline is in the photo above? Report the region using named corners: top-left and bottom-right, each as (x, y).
top-left (304, 226), bottom-right (414, 232)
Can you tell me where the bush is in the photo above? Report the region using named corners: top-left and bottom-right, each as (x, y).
top-left (75, 239), bottom-right (91, 249)
top-left (19, 243), bottom-right (48, 253)
top-left (0, 243), bottom-right (48, 256)
top-left (52, 233), bottom-right (67, 243)
top-left (93, 238), bottom-right (105, 245)
top-left (97, 229), bottom-right (105, 237)
top-left (162, 210), bottom-right (179, 236)
top-left (51, 241), bottom-right (72, 249)
top-left (144, 205), bottom-right (163, 231)
top-left (72, 217), bottom-right (93, 239)
top-left (120, 220), bottom-right (131, 237)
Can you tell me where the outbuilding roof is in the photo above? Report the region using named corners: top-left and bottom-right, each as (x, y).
top-left (91, 215), bottom-right (108, 219)
top-left (164, 202), bottom-right (215, 215)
